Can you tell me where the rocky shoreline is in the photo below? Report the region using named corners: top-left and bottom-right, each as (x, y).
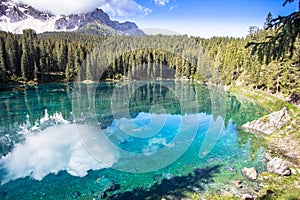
top-left (238, 106), bottom-right (300, 199)
top-left (240, 107), bottom-right (300, 163)
top-left (241, 107), bottom-right (291, 135)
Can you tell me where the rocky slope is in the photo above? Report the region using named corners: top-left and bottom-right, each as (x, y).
top-left (241, 107), bottom-right (291, 135)
top-left (0, 0), bottom-right (144, 35)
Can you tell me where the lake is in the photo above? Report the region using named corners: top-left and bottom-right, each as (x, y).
top-left (0, 80), bottom-right (268, 199)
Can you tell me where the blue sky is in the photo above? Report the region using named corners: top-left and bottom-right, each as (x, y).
top-left (112, 0), bottom-right (299, 38)
top-left (17, 0), bottom-right (299, 38)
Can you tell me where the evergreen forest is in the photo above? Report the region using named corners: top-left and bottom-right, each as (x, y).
top-left (0, 21), bottom-right (299, 101)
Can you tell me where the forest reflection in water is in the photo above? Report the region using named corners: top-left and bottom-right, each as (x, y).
top-left (0, 80), bottom-right (268, 159)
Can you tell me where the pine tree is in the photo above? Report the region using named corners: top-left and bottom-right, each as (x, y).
top-left (0, 37), bottom-right (7, 81)
top-left (247, 1), bottom-right (299, 63)
top-left (65, 43), bottom-right (75, 81)
top-left (6, 35), bottom-right (20, 77)
top-left (20, 45), bottom-right (29, 81)
top-left (39, 41), bottom-right (48, 82)
top-left (20, 29), bottom-right (37, 81)
top-left (264, 12), bottom-right (273, 29)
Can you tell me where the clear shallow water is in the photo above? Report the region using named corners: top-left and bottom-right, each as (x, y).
top-left (0, 81), bottom-right (268, 199)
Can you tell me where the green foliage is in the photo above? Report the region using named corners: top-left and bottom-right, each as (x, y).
top-left (0, 31), bottom-right (105, 83)
top-left (247, 12), bottom-right (299, 63)
top-left (258, 172), bottom-right (300, 200)
top-left (230, 85), bottom-right (298, 113)
top-left (246, 0), bottom-right (300, 63)
top-left (0, 37), bottom-right (7, 82)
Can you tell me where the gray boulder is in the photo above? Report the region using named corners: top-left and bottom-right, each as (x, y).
top-left (242, 167), bottom-right (258, 181)
top-left (267, 157), bottom-right (292, 176)
top-left (241, 107), bottom-right (290, 134)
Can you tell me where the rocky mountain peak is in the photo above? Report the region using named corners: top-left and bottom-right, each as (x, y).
top-left (0, 0), bottom-right (144, 35)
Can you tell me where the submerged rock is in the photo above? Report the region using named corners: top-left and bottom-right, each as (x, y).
top-left (224, 166), bottom-right (237, 173)
top-left (267, 157), bottom-right (292, 176)
top-left (242, 167), bottom-right (258, 181)
top-left (162, 173), bottom-right (175, 180)
top-left (94, 177), bottom-right (119, 198)
top-left (206, 157), bottom-right (222, 164)
top-left (153, 173), bottom-right (175, 182)
top-left (241, 107), bottom-right (290, 134)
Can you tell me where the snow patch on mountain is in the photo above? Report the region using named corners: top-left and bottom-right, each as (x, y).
top-left (0, 0), bottom-right (144, 35)
top-left (0, 15), bottom-right (62, 33)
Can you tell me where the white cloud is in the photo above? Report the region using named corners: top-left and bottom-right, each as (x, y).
top-left (154, 0), bottom-right (169, 6)
top-left (13, 0), bottom-right (150, 16)
top-left (100, 0), bottom-right (152, 17)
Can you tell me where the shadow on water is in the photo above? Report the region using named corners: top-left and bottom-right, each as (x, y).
top-left (108, 165), bottom-right (222, 200)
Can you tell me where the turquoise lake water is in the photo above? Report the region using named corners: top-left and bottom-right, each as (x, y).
top-left (0, 81), bottom-right (268, 199)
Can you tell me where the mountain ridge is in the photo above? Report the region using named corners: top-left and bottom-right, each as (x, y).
top-left (0, 0), bottom-right (144, 36)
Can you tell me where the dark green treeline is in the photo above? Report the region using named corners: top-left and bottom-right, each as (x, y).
top-left (0, 29), bottom-right (299, 97)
